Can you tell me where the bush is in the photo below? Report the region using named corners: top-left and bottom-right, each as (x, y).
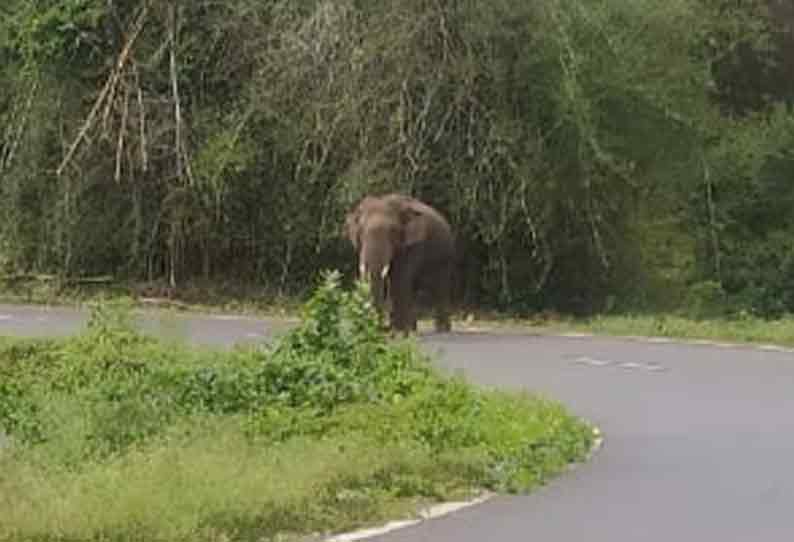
top-left (682, 280), bottom-right (729, 320)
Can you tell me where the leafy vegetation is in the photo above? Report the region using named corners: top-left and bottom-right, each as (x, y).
top-left (1, 0), bottom-right (793, 319)
top-left (0, 272), bottom-right (594, 541)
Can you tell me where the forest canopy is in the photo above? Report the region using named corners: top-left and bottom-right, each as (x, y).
top-left (1, 0), bottom-right (793, 317)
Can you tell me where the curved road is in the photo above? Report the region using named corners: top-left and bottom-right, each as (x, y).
top-left (1, 303), bottom-right (793, 540)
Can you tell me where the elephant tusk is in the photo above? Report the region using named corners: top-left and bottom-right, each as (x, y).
top-left (381, 264), bottom-right (390, 279)
top-left (359, 262), bottom-right (367, 279)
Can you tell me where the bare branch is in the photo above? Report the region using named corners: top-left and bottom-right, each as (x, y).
top-left (115, 84), bottom-right (130, 183)
top-left (703, 155), bottom-right (722, 282)
top-left (169, 0), bottom-right (185, 183)
top-left (0, 77), bottom-right (39, 175)
top-left (133, 63), bottom-right (149, 172)
top-left (57, 2), bottom-right (150, 177)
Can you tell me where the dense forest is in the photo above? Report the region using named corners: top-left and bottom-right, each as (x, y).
top-left (1, 0), bottom-right (793, 317)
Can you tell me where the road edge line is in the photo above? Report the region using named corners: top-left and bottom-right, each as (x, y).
top-left (552, 331), bottom-right (794, 353)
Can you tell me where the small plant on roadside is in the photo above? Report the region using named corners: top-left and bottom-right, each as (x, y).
top-left (254, 270), bottom-right (433, 414)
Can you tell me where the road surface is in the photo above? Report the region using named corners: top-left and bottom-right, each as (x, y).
top-left (1, 303), bottom-right (793, 541)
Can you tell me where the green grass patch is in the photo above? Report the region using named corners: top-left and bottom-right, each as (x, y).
top-left (439, 308), bottom-right (794, 349)
top-left (565, 313), bottom-right (794, 347)
top-left (0, 272), bottom-right (594, 542)
top-left (0, 275), bottom-right (304, 318)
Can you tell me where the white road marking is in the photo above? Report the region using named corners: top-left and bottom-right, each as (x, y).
top-left (208, 315), bottom-right (246, 321)
top-left (758, 344), bottom-right (788, 352)
top-left (326, 519), bottom-right (422, 542)
top-left (418, 494), bottom-right (495, 519)
top-left (0, 314), bottom-right (13, 321)
top-left (552, 331), bottom-right (794, 354)
top-left (325, 493), bottom-right (495, 542)
top-left (572, 356), bottom-right (667, 373)
top-left (574, 356), bottom-right (612, 366)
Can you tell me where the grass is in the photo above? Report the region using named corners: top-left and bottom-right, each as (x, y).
top-left (565, 313), bottom-right (794, 347)
top-left (469, 310), bottom-right (794, 348)
top-left (0, 275), bottom-right (304, 317)
top-left (0, 273), bottom-right (595, 542)
top-left (1, 426), bottom-right (460, 541)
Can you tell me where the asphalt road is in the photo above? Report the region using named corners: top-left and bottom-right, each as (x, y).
top-left (1, 303), bottom-right (793, 540)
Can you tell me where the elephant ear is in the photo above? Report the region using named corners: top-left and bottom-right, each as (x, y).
top-left (344, 197), bottom-right (368, 248)
top-left (344, 211), bottom-right (361, 249)
top-left (397, 201), bottom-right (426, 247)
top-left (345, 195), bottom-right (383, 248)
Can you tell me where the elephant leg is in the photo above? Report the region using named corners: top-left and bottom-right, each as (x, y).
top-left (425, 264), bottom-right (452, 333)
top-left (388, 264), bottom-right (418, 334)
top-left (434, 290), bottom-right (452, 333)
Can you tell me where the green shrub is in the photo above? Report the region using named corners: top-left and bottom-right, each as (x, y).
top-left (682, 280), bottom-right (729, 320)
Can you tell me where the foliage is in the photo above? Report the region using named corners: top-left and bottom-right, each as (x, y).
top-left (0, 279), bottom-right (594, 542)
top-left (0, 0), bottom-right (792, 316)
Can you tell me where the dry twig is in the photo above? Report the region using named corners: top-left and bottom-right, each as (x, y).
top-left (57, 2), bottom-right (150, 177)
top-left (1, 78), bottom-right (40, 174)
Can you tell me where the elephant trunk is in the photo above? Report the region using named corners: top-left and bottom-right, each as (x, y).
top-left (356, 225), bottom-right (397, 320)
top-left (359, 242), bottom-right (393, 315)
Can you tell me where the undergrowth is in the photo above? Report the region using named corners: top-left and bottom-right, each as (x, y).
top-left (0, 271), bottom-right (594, 542)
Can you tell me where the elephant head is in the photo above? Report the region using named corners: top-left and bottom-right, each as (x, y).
top-left (344, 195), bottom-right (417, 311)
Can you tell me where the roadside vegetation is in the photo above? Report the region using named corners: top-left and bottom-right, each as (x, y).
top-left (0, 272), bottom-right (594, 542)
top-left (2, 1), bottom-right (794, 328)
top-left (567, 314), bottom-right (794, 348)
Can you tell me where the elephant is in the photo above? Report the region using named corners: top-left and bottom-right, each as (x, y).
top-left (344, 193), bottom-right (456, 334)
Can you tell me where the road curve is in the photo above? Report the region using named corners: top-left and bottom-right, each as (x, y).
top-left (1, 304), bottom-right (793, 541)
